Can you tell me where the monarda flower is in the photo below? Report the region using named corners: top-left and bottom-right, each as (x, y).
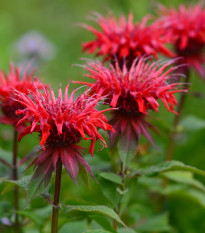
top-left (0, 64), bottom-right (44, 129)
top-left (14, 86), bottom-right (114, 183)
top-left (156, 3), bottom-right (205, 77)
top-left (75, 58), bottom-right (186, 150)
top-left (82, 13), bottom-right (172, 68)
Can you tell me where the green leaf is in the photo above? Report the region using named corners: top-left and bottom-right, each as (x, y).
top-left (118, 131), bottom-right (138, 170)
top-left (131, 160), bottom-right (205, 177)
top-left (186, 189), bottom-right (205, 208)
top-left (26, 169), bottom-right (52, 207)
top-left (180, 115), bottom-right (205, 131)
top-left (91, 215), bottom-right (116, 233)
top-left (118, 229), bottom-right (137, 233)
top-left (85, 230), bottom-right (112, 233)
top-left (136, 213), bottom-right (171, 232)
top-left (62, 205), bottom-right (126, 227)
top-left (168, 188), bottom-right (205, 208)
top-left (59, 221), bottom-right (87, 233)
top-left (98, 178), bottom-right (121, 208)
top-left (79, 163), bottom-right (90, 187)
top-left (0, 148), bottom-right (12, 177)
top-left (161, 171), bottom-right (205, 191)
top-left (16, 210), bottom-right (44, 230)
top-left (2, 175), bottom-right (32, 195)
top-left (99, 172), bottom-right (122, 185)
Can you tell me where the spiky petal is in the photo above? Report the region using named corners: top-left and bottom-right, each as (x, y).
top-left (0, 63), bottom-right (44, 129)
top-left (82, 13), bottom-right (173, 68)
top-left (75, 58), bottom-right (186, 146)
top-left (14, 85), bottom-right (114, 183)
top-left (156, 3), bottom-right (205, 77)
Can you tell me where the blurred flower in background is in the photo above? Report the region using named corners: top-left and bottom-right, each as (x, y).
top-left (156, 3), bottom-right (205, 77)
top-left (0, 64), bottom-right (45, 130)
top-left (13, 30), bottom-right (57, 66)
top-left (82, 13), bottom-right (173, 69)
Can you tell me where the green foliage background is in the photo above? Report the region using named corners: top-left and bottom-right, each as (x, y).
top-left (0, 0), bottom-right (205, 233)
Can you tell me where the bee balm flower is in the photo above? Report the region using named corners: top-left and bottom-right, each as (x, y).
top-left (14, 86), bottom-right (114, 183)
top-left (0, 64), bottom-right (44, 129)
top-left (75, 58), bottom-right (186, 148)
top-left (82, 13), bottom-right (173, 68)
top-left (157, 3), bottom-right (205, 77)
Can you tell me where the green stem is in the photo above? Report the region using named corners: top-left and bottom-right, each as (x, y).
top-left (113, 162), bottom-right (126, 230)
top-left (51, 161), bottom-right (62, 233)
top-left (165, 71), bottom-right (190, 161)
top-left (13, 130), bottom-right (19, 231)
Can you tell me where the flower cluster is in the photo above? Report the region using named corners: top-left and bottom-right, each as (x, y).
top-left (156, 3), bottom-right (205, 76)
top-left (75, 58), bottom-right (185, 147)
top-left (0, 64), bottom-right (44, 129)
top-left (82, 13), bottom-right (173, 68)
top-left (14, 86), bottom-right (114, 183)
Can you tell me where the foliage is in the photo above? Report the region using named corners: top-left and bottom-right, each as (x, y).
top-left (0, 0), bottom-right (205, 233)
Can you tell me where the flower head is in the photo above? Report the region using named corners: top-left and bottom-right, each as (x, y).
top-left (156, 3), bottom-right (205, 77)
top-left (75, 58), bottom-right (186, 147)
top-left (14, 86), bottom-right (114, 183)
top-left (0, 64), bottom-right (44, 129)
top-left (15, 30), bottom-right (57, 61)
top-left (82, 13), bottom-right (173, 68)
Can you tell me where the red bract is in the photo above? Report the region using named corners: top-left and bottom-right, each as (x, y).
top-left (82, 13), bottom-right (173, 68)
top-left (14, 86), bottom-right (114, 183)
top-left (75, 58), bottom-right (186, 147)
top-left (0, 64), bottom-right (44, 129)
top-left (156, 3), bottom-right (205, 77)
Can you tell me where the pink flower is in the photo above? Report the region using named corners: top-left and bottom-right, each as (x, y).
top-left (156, 3), bottom-right (205, 77)
top-left (75, 58), bottom-right (186, 147)
top-left (82, 13), bottom-right (173, 68)
top-left (14, 86), bottom-right (114, 183)
top-left (0, 64), bottom-right (44, 129)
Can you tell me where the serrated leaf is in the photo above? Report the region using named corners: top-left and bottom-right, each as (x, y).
top-left (136, 213), bottom-right (171, 232)
top-left (118, 130), bottom-right (138, 170)
top-left (180, 115), bottom-right (205, 131)
top-left (26, 163), bottom-right (53, 207)
top-left (62, 205), bottom-right (126, 227)
top-left (161, 171), bottom-right (205, 191)
top-left (131, 160), bottom-right (205, 177)
top-left (99, 172), bottom-right (122, 185)
top-left (2, 175), bottom-right (32, 195)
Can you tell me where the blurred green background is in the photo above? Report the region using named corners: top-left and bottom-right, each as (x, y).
top-left (0, 0), bottom-right (201, 89)
top-left (0, 0), bottom-right (205, 232)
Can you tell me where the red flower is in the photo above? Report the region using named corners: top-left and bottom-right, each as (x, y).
top-left (75, 58), bottom-right (186, 147)
top-left (156, 3), bottom-right (205, 77)
top-left (0, 64), bottom-right (44, 129)
top-left (82, 13), bottom-right (173, 68)
top-left (14, 86), bottom-right (114, 183)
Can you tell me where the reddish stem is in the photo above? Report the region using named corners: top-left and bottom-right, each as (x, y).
top-left (13, 130), bottom-right (19, 231)
top-left (51, 161), bottom-right (62, 233)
